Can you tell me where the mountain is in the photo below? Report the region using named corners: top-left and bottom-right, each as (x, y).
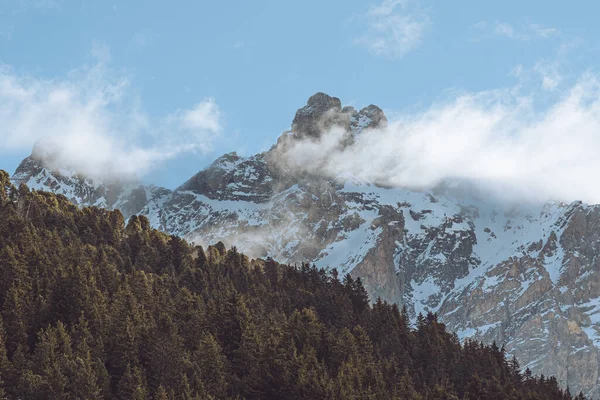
top-left (12, 149), bottom-right (171, 221)
top-left (0, 171), bottom-right (580, 399)
top-left (10, 92), bottom-right (600, 396)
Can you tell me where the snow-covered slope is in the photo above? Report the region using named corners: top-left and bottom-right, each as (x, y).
top-left (12, 155), bottom-right (170, 220)
top-left (11, 92), bottom-right (600, 396)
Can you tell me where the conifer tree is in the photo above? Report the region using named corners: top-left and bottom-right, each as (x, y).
top-left (189, 333), bottom-right (228, 399)
top-left (116, 364), bottom-right (147, 400)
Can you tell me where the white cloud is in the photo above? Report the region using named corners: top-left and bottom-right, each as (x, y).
top-left (511, 61), bottom-right (563, 91)
top-left (355, 0), bottom-right (430, 59)
top-left (475, 21), bottom-right (559, 42)
top-left (181, 99), bottom-right (222, 132)
top-left (529, 23), bottom-right (560, 39)
top-left (278, 73), bottom-right (600, 204)
top-left (534, 61), bottom-right (562, 91)
top-left (0, 50), bottom-right (223, 181)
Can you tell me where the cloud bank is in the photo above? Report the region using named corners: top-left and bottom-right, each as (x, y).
top-left (0, 56), bottom-right (223, 181)
top-left (280, 73), bottom-right (600, 204)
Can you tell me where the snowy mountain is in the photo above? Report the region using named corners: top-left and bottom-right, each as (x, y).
top-left (11, 92), bottom-right (600, 396)
top-left (12, 153), bottom-right (170, 221)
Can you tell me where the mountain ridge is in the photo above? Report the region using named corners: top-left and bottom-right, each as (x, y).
top-left (10, 92), bottom-right (600, 396)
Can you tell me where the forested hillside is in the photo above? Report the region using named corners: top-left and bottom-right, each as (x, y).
top-left (0, 170), bottom-right (584, 399)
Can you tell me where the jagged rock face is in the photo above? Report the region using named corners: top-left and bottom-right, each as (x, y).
top-left (291, 92), bottom-right (345, 139)
top-left (291, 92), bottom-right (387, 140)
top-left (179, 152), bottom-right (275, 202)
top-left (11, 92), bottom-right (600, 396)
top-left (346, 104), bottom-right (388, 134)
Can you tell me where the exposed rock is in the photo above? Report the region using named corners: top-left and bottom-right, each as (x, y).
top-left (291, 92), bottom-right (345, 139)
top-left (290, 92), bottom-right (387, 141)
top-left (179, 152), bottom-right (274, 202)
top-left (351, 104), bottom-right (388, 134)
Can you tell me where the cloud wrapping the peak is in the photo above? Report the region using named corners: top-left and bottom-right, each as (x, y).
top-left (0, 58), bottom-right (223, 181)
top-left (355, 0), bottom-right (430, 59)
top-left (279, 73), bottom-right (600, 204)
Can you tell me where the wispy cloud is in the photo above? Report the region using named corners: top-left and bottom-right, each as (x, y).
top-left (355, 0), bottom-right (430, 59)
top-left (533, 61), bottom-right (562, 90)
top-left (474, 21), bottom-right (559, 42)
top-left (511, 60), bottom-right (563, 92)
top-left (0, 45), bottom-right (224, 181)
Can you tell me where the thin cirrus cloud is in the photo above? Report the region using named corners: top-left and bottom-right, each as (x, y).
top-left (511, 60), bottom-right (563, 92)
top-left (354, 0), bottom-right (430, 59)
top-left (474, 21), bottom-right (559, 41)
top-left (0, 49), bottom-right (224, 182)
top-left (533, 61), bottom-right (562, 90)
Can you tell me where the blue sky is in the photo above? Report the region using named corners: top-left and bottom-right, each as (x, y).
top-left (1, 0), bottom-right (599, 189)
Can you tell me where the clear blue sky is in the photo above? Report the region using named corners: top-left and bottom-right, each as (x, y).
top-left (1, 0), bottom-right (598, 188)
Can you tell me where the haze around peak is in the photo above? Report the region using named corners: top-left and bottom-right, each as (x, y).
top-left (279, 74), bottom-right (600, 205)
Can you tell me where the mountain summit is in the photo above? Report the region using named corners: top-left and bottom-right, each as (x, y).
top-left (10, 93), bottom-right (600, 396)
top-left (290, 92), bottom-right (387, 139)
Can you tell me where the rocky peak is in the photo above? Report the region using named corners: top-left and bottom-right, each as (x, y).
top-left (291, 92), bottom-right (345, 139)
top-left (355, 104), bottom-right (388, 132)
top-left (12, 155), bottom-right (44, 186)
top-left (307, 92), bottom-right (342, 110)
top-left (291, 92), bottom-right (388, 140)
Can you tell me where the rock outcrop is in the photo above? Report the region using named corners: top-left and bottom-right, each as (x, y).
top-left (290, 92), bottom-right (387, 140)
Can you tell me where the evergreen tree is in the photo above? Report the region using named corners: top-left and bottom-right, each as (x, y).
top-left (189, 332), bottom-right (228, 399)
top-left (116, 364), bottom-right (147, 400)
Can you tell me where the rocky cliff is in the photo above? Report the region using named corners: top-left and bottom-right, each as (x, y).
top-left (11, 92), bottom-right (600, 396)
